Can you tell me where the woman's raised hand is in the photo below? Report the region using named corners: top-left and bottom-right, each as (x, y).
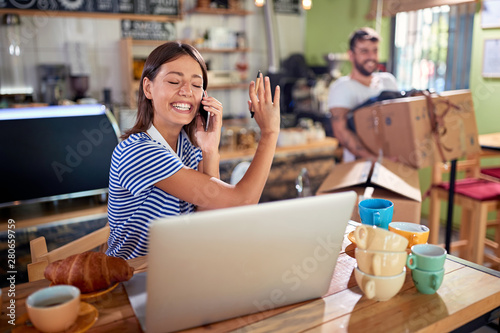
top-left (248, 73), bottom-right (280, 136)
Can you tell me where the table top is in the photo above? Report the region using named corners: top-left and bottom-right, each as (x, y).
top-left (479, 132), bottom-right (500, 150)
top-left (2, 224), bottom-right (500, 333)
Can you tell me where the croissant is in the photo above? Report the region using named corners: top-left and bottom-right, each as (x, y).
top-left (44, 252), bottom-right (134, 293)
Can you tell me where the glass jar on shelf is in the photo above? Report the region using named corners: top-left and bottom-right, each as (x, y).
top-left (220, 128), bottom-right (236, 151)
top-left (235, 54), bottom-right (248, 82)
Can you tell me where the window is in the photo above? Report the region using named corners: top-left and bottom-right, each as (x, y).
top-left (392, 3), bottom-right (475, 92)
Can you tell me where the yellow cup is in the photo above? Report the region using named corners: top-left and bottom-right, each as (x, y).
top-left (354, 266), bottom-right (406, 301)
top-left (355, 248), bottom-right (408, 276)
top-left (26, 285), bottom-right (80, 333)
top-left (389, 222), bottom-right (429, 248)
top-left (354, 225), bottom-right (409, 252)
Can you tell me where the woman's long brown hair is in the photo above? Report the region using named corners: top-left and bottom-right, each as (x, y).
top-left (121, 41), bottom-right (208, 145)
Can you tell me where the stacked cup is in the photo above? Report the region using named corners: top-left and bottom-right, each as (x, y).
top-left (406, 244), bottom-right (447, 294)
top-left (354, 224), bottom-right (409, 301)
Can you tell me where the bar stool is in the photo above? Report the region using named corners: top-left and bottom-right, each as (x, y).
top-left (482, 167), bottom-right (500, 180)
top-left (428, 156), bottom-right (500, 269)
top-left (480, 148), bottom-right (500, 182)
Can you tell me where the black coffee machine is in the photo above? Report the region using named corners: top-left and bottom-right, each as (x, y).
top-left (37, 65), bottom-right (68, 105)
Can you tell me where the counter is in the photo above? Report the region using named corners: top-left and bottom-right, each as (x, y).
top-left (220, 137), bottom-right (338, 201)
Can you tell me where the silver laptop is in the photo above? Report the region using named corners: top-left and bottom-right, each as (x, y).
top-left (145, 191), bottom-right (356, 333)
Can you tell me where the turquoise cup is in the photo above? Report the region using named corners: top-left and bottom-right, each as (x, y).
top-left (411, 268), bottom-right (444, 294)
top-left (358, 198), bottom-right (394, 229)
top-left (406, 244), bottom-right (447, 271)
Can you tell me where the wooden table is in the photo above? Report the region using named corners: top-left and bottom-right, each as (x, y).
top-left (479, 132), bottom-right (500, 151)
top-left (2, 225), bottom-right (500, 333)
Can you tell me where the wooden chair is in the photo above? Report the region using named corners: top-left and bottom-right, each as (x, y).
top-left (480, 149), bottom-right (500, 182)
top-left (428, 154), bottom-right (500, 269)
top-left (28, 225), bottom-right (110, 282)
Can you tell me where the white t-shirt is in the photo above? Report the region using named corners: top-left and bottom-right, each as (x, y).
top-left (328, 72), bottom-right (398, 162)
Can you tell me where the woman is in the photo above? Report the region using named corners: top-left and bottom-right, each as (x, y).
top-left (107, 42), bottom-right (280, 259)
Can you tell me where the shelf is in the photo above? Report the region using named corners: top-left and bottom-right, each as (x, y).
top-left (198, 48), bottom-right (249, 53)
top-left (187, 7), bottom-right (252, 15)
top-left (129, 40), bottom-right (167, 47)
top-left (131, 81), bottom-right (247, 92)
top-left (127, 40), bottom-right (248, 54)
top-left (209, 83), bottom-right (248, 90)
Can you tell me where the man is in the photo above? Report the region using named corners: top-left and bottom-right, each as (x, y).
top-left (328, 27), bottom-right (399, 162)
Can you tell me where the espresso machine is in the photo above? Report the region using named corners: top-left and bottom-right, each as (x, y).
top-left (37, 65), bottom-right (68, 105)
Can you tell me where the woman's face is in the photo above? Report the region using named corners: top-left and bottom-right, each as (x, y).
top-left (144, 55), bottom-right (204, 129)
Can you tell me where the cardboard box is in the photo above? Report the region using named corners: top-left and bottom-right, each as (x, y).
top-left (316, 158), bottom-right (422, 223)
top-left (353, 90), bottom-right (480, 169)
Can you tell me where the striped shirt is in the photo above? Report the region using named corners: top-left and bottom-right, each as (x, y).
top-left (106, 130), bottom-right (203, 259)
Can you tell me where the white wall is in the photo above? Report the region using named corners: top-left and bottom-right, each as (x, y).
top-left (0, 0), bottom-right (305, 118)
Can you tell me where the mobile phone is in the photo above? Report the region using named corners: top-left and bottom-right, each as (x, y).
top-left (200, 91), bottom-right (210, 131)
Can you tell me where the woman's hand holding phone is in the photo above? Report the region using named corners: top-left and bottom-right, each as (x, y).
top-left (200, 91), bottom-right (210, 131)
top-left (196, 91), bottom-right (223, 154)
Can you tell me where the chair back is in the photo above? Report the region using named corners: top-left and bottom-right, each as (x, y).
top-left (431, 155), bottom-right (481, 186)
top-left (28, 225), bottom-right (110, 282)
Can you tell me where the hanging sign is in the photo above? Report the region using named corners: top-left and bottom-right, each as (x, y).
top-left (274, 0), bottom-right (300, 14)
top-left (121, 19), bottom-right (176, 40)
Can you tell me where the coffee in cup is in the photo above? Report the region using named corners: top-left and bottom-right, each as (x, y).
top-left (26, 285), bottom-right (80, 332)
top-left (358, 198), bottom-right (394, 229)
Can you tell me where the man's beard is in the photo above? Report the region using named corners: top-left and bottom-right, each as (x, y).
top-left (354, 59), bottom-right (378, 76)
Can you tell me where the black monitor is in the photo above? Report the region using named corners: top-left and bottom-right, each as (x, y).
top-left (0, 104), bottom-right (121, 207)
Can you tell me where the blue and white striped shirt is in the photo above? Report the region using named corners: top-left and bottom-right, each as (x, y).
top-left (106, 130), bottom-right (203, 259)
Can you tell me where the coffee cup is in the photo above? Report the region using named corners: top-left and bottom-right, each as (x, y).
top-left (354, 225), bottom-right (409, 252)
top-left (358, 198), bottom-right (394, 229)
top-left (407, 244), bottom-right (447, 271)
top-left (389, 222), bottom-right (430, 248)
top-left (26, 285), bottom-right (80, 332)
top-left (354, 266), bottom-right (406, 301)
top-left (411, 268), bottom-right (444, 294)
top-left (355, 248), bottom-right (408, 276)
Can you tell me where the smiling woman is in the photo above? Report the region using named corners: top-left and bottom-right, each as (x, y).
top-left (106, 41), bottom-right (281, 260)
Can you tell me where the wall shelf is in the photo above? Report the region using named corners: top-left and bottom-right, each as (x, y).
top-left (187, 8), bottom-right (252, 16)
top-left (209, 83), bottom-right (248, 90)
top-left (121, 37), bottom-right (250, 108)
top-left (198, 48), bottom-right (250, 53)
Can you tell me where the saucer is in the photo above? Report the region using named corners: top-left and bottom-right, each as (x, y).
top-left (14, 302), bottom-right (98, 333)
top-left (49, 282), bottom-right (118, 299)
top-left (347, 231), bottom-right (357, 245)
top-left (81, 282), bottom-right (119, 299)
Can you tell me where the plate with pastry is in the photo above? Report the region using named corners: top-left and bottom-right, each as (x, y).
top-left (49, 281), bottom-right (119, 299)
top-left (14, 302), bottom-right (98, 333)
top-left (44, 252), bottom-right (134, 297)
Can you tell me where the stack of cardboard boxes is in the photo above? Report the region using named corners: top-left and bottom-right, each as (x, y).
top-left (317, 90), bottom-right (480, 223)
